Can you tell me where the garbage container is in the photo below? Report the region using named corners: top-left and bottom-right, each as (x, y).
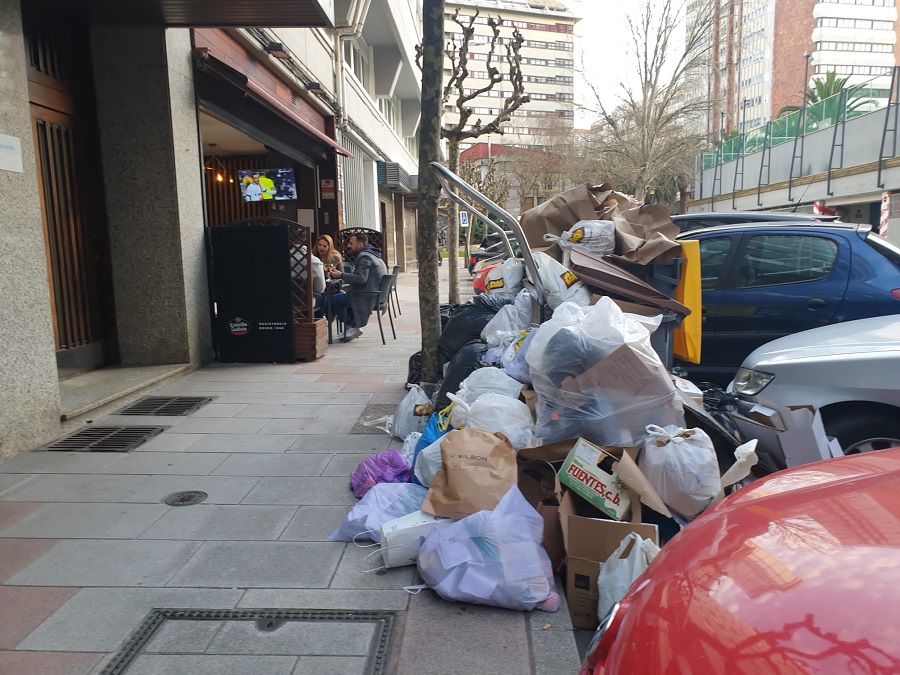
top-left (209, 222), bottom-right (295, 363)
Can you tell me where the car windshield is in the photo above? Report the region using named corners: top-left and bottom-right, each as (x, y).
top-left (866, 232), bottom-right (900, 266)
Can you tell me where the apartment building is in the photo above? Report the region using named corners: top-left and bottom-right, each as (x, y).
top-left (443, 0), bottom-right (578, 151)
top-left (691, 0), bottom-right (898, 142)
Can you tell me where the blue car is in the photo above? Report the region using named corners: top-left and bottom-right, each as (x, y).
top-left (675, 222), bottom-right (900, 383)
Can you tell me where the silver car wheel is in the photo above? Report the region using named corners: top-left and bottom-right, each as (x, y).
top-left (844, 436), bottom-right (900, 455)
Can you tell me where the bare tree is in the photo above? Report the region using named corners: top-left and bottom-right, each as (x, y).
top-left (582, 0), bottom-right (714, 202)
top-left (458, 154), bottom-right (510, 256)
top-left (440, 10), bottom-right (530, 303)
top-left (416, 0), bottom-right (445, 384)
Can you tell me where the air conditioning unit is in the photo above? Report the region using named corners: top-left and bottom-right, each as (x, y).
top-left (377, 161), bottom-right (413, 194)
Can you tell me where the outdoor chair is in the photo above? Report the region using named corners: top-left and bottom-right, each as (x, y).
top-left (389, 265), bottom-right (401, 318)
top-left (351, 273), bottom-right (397, 345)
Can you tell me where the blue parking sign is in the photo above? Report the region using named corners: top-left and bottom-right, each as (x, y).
top-left (459, 211), bottom-right (469, 227)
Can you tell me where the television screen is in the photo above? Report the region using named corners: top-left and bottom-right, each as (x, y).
top-left (237, 168), bottom-right (298, 202)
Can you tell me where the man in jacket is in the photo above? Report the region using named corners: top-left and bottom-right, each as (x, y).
top-left (328, 233), bottom-right (387, 342)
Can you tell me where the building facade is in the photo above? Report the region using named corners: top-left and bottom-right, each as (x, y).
top-left (443, 0), bottom-right (578, 152)
top-left (0, 0), bottom-right (422, 457)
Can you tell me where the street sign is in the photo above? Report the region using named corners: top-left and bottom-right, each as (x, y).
top-left (459, 211), bottom-right (469, 227)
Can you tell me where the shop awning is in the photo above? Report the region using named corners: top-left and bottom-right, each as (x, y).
top-left (31, 0), bottom-right (335, 27)
top-left (194, 50), bottom-right (353, 159)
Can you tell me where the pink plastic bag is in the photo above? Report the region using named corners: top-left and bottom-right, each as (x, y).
top-left (351, 449), bottom-right (412, 499)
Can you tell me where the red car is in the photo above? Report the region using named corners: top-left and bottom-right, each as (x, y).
top-left (581, 448), bottom-right (900, 674)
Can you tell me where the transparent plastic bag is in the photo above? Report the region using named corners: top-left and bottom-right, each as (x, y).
top-left (481, 305), bottom-right (528, 347)
top-left (417, 486), bottom-right (561, 612)
top-left (525, 298), bottom-right (683, 446)
top-left (456, 367), bottom-right (523, 406)
top-left (392, 385), bottom-right (433, 440)
top-left (503, 329), bottom-right (536, 386)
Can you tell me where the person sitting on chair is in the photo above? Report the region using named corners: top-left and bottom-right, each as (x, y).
top-left (328, 233), bottom-right (387, 342)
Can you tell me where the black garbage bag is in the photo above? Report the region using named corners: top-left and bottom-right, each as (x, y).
top-left (440, 304), bottom-right (464, 331)
top-left (406, 351), bottom-right (423, 387)
top-left (434, 341), bottom-right (489, 410)
top-left (438, 295), bottom-right (513, 365)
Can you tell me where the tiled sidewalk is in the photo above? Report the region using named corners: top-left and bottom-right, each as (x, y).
top-left (0, 263), bottom-right (581, 675)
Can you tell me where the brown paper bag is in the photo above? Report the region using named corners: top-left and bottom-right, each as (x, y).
top-left (421, 428), bottom-right (518, 519)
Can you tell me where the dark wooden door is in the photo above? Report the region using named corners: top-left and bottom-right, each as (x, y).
top-left (25, 15), bottom-right (116, 377)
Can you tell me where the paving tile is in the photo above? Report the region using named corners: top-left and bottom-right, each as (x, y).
top-left (0, 474), bottom-right (36, 496)
top-left (0, 503), bottom-right (169, 539)
top-left (7, 540), bottom-right (201, 587)
top-left (292, 656), bottom-right (368, 675)
top-left (259, 418), bottom-right (357, 435)
top-left (0, 586), bottom-right (78, 649)
top-left (192, 373), bottom-right (321, 383)
top-left (0, 474), bottom-right (151, 503)
top-left (0, 452), bottom-right (122, 474)
top-left (241, 478), bottom-right (357, 506)
top-left (144, 620), bottom-right (223, 654)
top-left (203, 364), bottom-right (303, 374)
top-left (320, 454), bottom-right (369, 477)
top-left (207, 620), bottom-right (375, 656)
top-left (208, 393), bottom-right (305, 405)
top-left (525, 578), bottom-right (574, 632)
top-left (370, 392), bottom-right (407, 405)
top-left (358, 366), bottom-right (406, 374)
top-left (165, 418), bottom-right (269, 434)
top-left (0, 539), bottom-right (58, 582)
top-left (129, 475), bottom-right (261, 505)
top-left (317, 374), bottom-right (387, 384)
top-left (318, 405), bottom-right (367, 420)
top-left (89, 415), bottom-right (180, 427)
top-left (173, 382), bottom-right (276, 393)
top-left (166, 541), bottom-right (342, 588)
top-left (237, 589), bottom-right (410, 611)
top-left (292, 365), bottom-right (365, 374)
top-left (0, 650), bottom-right (102, 675)
top-left (396, 591), bottom-right (529, 675)
top-left (139, 505), bottom-right (295, 541)
top-left (290, 392), bottom-right (373, 405)
top-left (189, 434), bottom-right (298, 453)
top-left (340, 382), bottom-right (402, 394)
top-left (530, 624), bottom-right (582, 675)
top-left (328, 540), bottom-right (416, 590)
top-left (123, 655), bottom-right (297, 675)
top-left (267, 383), bottom-right (344, 394)
top-left (287, 436), bottom-right (392, 455)
top-left (0, 502), bottom-right (44, 530)
top-left (279, 506), bottom-right (351, 541)
top-left (15, 588), bottom-right (242, 652)
top-left (212, 454), bottom-right (330, 477)
top-left (134, 434), bottom-right (202, 453)
top-left (188, 404), bottom-right (247, 418)
top-left (232, 404), bottom-right (328, 419)
top-left (98, 452), bottom-right (230, 475)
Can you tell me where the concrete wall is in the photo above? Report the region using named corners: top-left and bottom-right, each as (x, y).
top-left (91, 26), bottom-right (212, 366)
top-left (0, 0), bottom-right (63, 458)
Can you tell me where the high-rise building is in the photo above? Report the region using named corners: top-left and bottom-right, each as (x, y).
top-left (443, 0), bottom-right (579, 151)
top-left (690, 0), bottom-right (898, 142)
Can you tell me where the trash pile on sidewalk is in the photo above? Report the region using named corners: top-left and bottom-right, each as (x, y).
top-left (332, 176), bottom-right (834, 630)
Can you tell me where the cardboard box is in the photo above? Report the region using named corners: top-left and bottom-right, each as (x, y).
top-left (556, 438), bottom-right (671, 522)
top-left (517, 459), bottom-right (566, 571)
top-left (559, 492), bottom-right (659, 630)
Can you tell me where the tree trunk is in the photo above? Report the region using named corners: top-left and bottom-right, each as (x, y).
top-left (417, 0), bottom-right (445, 385)
top-left (446, 138), bottom-right (461, 304)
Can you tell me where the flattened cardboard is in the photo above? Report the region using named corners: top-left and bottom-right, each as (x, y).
top-left (563, 344), bottom-right (674, 399)
top-left (559, 492), bottom-right (659, 630)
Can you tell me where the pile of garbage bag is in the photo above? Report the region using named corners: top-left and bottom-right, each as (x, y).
top-left (335, 178), bottom-right (773, 627)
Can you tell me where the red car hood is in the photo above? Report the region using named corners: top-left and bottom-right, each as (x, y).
top-left (606, 449), bottom-right (900, 673)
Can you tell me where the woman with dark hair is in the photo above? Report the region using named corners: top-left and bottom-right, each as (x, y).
top-left (316, 234), bottom-right (343, 269)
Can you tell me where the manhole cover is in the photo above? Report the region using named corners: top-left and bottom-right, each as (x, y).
top-left (118, 397), bottom-right (213, 416)
top-left (101, 608), bottom-right (396, 675)
top-left (44, 426), bottom-right (165, 452)
top-left (163, 491), bottom-right (208, 506)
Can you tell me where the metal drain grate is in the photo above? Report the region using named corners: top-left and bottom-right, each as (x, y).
top-left (163, 491), bottom-right (208, 507)
top-left (102, 608), bottom-right (397, 675)
top-left (117, 396), bottom-right (213, 416)
top-left (45, 426), bottom-right (165, 452)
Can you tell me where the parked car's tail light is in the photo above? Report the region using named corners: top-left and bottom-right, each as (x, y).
top-left (733, 367), bottom-right (775, 396)
top-left (470, 256), bottom-right (477, 266)
top-left (891, 289), bottom-right (900, 300)
top-left (580, 600), bottom-right (629, 674)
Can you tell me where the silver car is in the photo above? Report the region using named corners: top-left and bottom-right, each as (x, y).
top-left (731, 314), bottom-right (900, 453)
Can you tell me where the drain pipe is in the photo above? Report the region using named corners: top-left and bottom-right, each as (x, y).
top-left (333, 0), bottom-right (372, 130)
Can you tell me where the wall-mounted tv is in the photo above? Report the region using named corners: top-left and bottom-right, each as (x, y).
top-left (238, 168), bottom-right (297, 202)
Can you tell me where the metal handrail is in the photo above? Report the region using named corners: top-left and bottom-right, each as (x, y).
top-left (429, 162), bottom-right (546, 306)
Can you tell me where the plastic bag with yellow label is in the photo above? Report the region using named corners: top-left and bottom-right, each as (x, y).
top-left (533, 252), bottom-right (592, 310)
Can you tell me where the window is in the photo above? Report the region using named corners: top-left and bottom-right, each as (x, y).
top-left (731, 235), bottom-right (838, 289)
top-left (699, 237), bottom-right (734, 290)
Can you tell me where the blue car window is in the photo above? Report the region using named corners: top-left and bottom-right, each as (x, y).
top-left (734, 235), bottom-right (838, 288)
top-left (699, 237), bottom-right (733, 290)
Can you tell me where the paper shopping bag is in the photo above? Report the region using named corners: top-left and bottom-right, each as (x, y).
top-left (421, 428), bottom-right (518, 519)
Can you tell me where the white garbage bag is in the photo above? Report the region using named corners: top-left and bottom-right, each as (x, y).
top-left (532, 252), bottom-right (592, 310)
top-left (463, 393), bottom-right (534, 451)
top-left (392, 385), bottom-right (433, 440)
top-left (596, 533), bottom-right (660, 621)
top-left (481, 305), bottom-right (528, 347)
top-left (417, 486), bottom-right (561, 612)
top-left (412, 435), bottom-right (445, 488)
top-left (329, 483), bottom-right (428, 543)
top-left (484, 258), bottom-right (525, 298)
top-left (456, 367), bottom-right (524, 406)
top-left (543, 219), bottom-right (616, 254)
top-left (639, 424), bottom-right (721, 519)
